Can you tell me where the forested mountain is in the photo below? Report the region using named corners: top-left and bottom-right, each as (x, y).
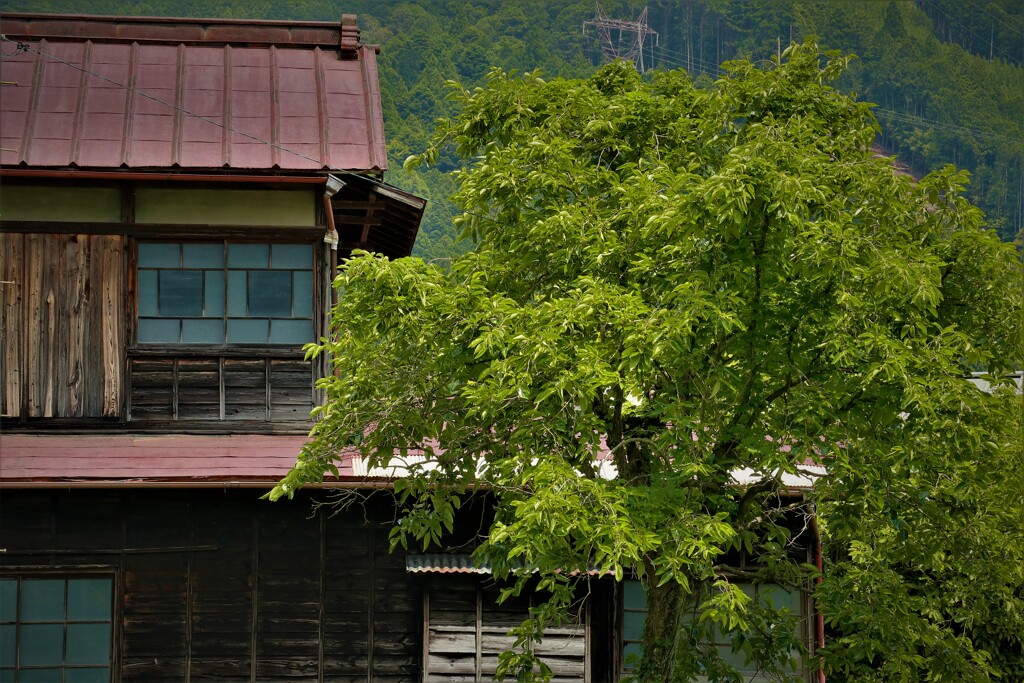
top-left (3, 0), bottom-right (1022, 258)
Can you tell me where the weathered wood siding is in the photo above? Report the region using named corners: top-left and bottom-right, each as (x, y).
top-left (424, 576), bottom-right (589, 683)
top-left (0, 232), bottom-right (125, 419)
top-left (128, 356), bottom-right (314, 423)
top-left (0, 490), bottom-right (421, 682)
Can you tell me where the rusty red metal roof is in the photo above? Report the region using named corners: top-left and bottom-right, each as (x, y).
top-left (0, 434), bottom-right (366, 486)
top-left (0, 13), bottom-right (387, 172)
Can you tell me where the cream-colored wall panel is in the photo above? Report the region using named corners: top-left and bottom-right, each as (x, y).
top-left (135, 188), bottom-right (316, 226)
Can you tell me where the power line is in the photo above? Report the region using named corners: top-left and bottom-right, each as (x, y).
top-left (650, 44), bottom-right (723, 77)
top-left (647, 46), bottom-right (1021, 147)
top-left (919, 0), bottom-right (1021, 65)
top-left (932, 0), bottom-right (1024, 38)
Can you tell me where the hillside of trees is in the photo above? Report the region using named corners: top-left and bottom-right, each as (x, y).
top-left (3, 0), bottom-right (1022, 258)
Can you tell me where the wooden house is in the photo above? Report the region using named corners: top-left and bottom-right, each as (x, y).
top-left (0, 12), bottom-right (815, 683)
top-left (0, 11), bottom-right (442, 683)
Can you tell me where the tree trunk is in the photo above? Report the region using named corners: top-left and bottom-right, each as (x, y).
top-left (634, 570), bottom-right (684, 681)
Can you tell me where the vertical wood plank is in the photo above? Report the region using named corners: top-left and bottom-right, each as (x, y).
top-left (1, 233), bottom-right (23, 417)
top-left (318, 512), bottom-right (326, 683)
top-left (251, 506), bottom-right (260, 683)
top-left (66, 235), bottom-right (88, 417)
top-left (185, 498), bottom-right (194, 683)
top-left (88, 234), bottom-right (107, 417)
top-left (368, 528), bottom-right (375, 682)
top-left (44, 287), bottom-right (55, 417)
top-left (101, 235), bottom-right (125, 417)
top-left (26, 233), bottom-right (44, 416)
top-left (44, 234), bottom-right (66, 418)
top-left (49, 235), bottom-right (70, 416)
top-left (422, 589), bottom-right (430, 682)
top-left (475, 584), bottom-right (482, 683)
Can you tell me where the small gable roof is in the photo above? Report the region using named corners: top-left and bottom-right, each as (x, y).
top-left (0, 13), bottom-right (387, 172)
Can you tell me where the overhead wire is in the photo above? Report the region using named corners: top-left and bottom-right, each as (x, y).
top-left (648, 43), bottom-right (1020, 147)
top-left (952, 0), bottom-right (1024, 37)
top-left (917, 0), bottom-right (1021, 65)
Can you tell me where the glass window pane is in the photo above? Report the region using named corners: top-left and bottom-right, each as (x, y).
top-left (270, 319), bottom-right (312, 345)
top-left (623, 581), bottom-right (646, 610)
top-left (21, 670), bottom-right (64, 683)
top-left (204, 270), bottom-right (224, 318)
top-left (227, 271), bottom-right (247, 317)
top-left (622, 642), bottom-right (642, 670)
top-left (0, 668), bottom-right (13, 683)
top-left (0, 624), bottom-right (14, 666)
top-left (760, 584), bottom-right (800, 613)
top-left (227, 319), bottom-right (268, 344)
top-left (21, 580), bottom-right (63, 621)
top-left (719, 642), bottom-right (753, 671)
top-left (292, 270), bottom-right (313, 318)
top-left (0, 581), bottom-right (15, 622)
top-left (271, 244), bottom-right (311, 269)
top-left (66, 669), bottom-right (110, 683)
top-left (248, 271), bottom-right (292, 317)
top-left (137, 270), bottom-right (158, 317)
top-left (183, 243), bottom-right (223, 268)
top-left (19, 624), bottom-right (64, 665)
top-left (159, 271), bottom-right (203, 317)
top-left (182, 319), bottom-right (224, 344)
top-left (228, 244), bottom-right (268, 268)
top-left (138, 243), bottom-right (180, 268)
top-left (67, 580), bottom-right (111, 622)
top-left (623, 610), bottom-right (645, 642)
top-left (66, 623), bottom-right (110, 665)
top-left (138, 318), bottom-right (181, 344)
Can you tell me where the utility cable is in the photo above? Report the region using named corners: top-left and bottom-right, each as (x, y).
top-left (648, 45), bottom-right (1020, 147)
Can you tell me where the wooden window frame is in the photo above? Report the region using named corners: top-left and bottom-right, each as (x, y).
top-left (132, 239), bottom-right (320, 349)
top-left (124, 237), bottom-right (328, 428)
top-left (0, 569), bottom-right (118, 683)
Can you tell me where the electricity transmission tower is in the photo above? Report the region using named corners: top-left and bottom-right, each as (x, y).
top-left (583, 3), bottom-right (659, 72)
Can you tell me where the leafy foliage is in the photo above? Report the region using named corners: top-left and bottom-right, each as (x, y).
top-left (3, 0), bottom-right (1021, 251)
top-left (273, 44), bottom-right (1024, 681)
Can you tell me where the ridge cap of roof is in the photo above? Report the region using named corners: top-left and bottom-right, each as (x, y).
top-left (0, 12), bottom-right (361, 51)
top-left (0, 12), bottom-right (339, 27)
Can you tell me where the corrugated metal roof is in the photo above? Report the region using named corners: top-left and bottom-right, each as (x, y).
top-left (0, 13), bottom-right (387, 172)
top-left (0, 434), bottom-right (348, 485)
top-left (0, 433), bottom-right (825, 489)
top-left (406, 554), bottom-right (612, 576)
top-left (406, 554), bottom-right (493, 574)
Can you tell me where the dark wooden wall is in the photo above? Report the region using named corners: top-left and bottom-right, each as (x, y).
top-left (129, 356), bottom-right (314, 424)
top-left (0, 233), bottom-right (126, 419)
top-left (0, 490), bottom-right (421, 682)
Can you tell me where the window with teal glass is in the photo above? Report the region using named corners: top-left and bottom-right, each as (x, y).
top-left (0, 575), bottom-right (113, 682)
top-left (620, 580), bottom-right (805, 679)
top-left (137, 241), bottom-right (314, 345)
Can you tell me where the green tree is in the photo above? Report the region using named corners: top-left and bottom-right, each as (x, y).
top-left (273, 44), bottom-right (1024, 681)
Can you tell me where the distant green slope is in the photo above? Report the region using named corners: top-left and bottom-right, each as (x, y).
top-left (3, 0), bottom-right (1021, 255)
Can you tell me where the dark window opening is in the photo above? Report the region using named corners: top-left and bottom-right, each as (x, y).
top-left (0, 575), bottom-right (114, 682)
